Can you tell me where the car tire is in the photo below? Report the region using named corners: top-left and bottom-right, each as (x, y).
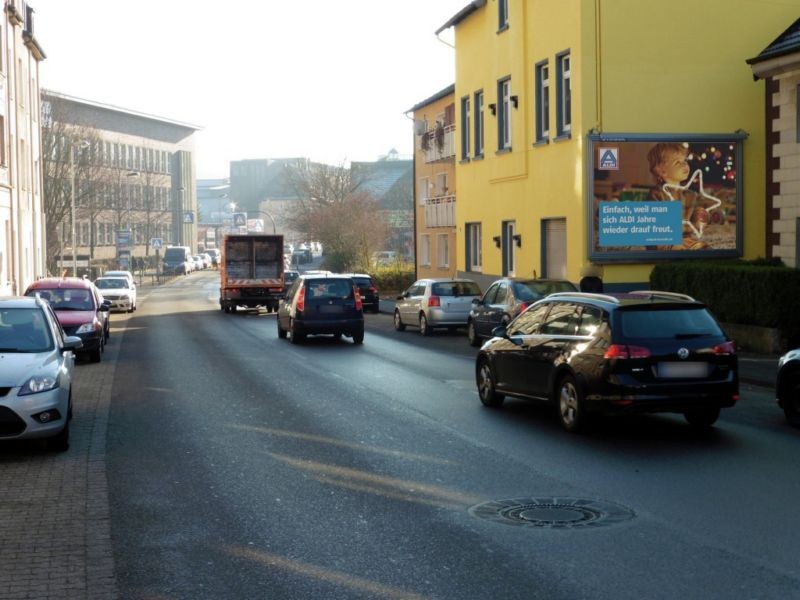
top-left (48, 420), bottom-right (69, 453)
top-left (277, 319), bottom-right (287, 339)
top-left (557, 374), bottom-right (588, 433)
top-left (290, 320), bottom-right (305, 344)
top-left (372, 305), bottom-right (380, 314)
top-left (468, 320), bottom-right (481, 347)
top-left (780, 372), bottom-right (800, 427)
top-left (90, 347), bottom-right (102, 363)
top-left (393, 310), bottom-right (405, 331)
top-left (684, 406), bottom-right (721, 429)
top-left (352, 329), bottom-right (364, 344)
top-left (419, 313), bottom-right (430, 336)
top-left (477, 358), bottom-right (504, 407)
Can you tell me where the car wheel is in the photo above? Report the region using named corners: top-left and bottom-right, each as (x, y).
top-left (557, 375), bottom-right (588, 433)
top-left (90, 347), bottom-right (102, 363)
top-left (290, 320), bottom-right (305, 344)
top-left (468, 320), bottom-right (480, 347)
top-left (277, 319), bottom-right (287, 339)
top-left (352, 329), bottom-right (364, 345)
top-left (780, 372), bottom-right (800, 427)
top-left (393, 310), bottom-right (405, 331)
top-left (477, 358), bottom-right (504, 408)
top-left (372, 305), bottom-right (380, 314)
top-left (48, 420), bottom-right (69, 453)
top-left (684, 406), bottom-right (721, 429)
top-left (419, 313), bottom-right (430, 336)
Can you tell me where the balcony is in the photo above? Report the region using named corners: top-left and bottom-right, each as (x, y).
top-left (420, 124), bottom-right (455, 163)
top-left (424, 194), bottom-right (455, 228)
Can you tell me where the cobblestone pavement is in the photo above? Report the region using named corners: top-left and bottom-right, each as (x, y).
top-left (0, 314), bottom-right (128, 599)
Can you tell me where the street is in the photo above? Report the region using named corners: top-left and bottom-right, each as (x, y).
top-left (0, 270), bottom-right (798, 600)
top-left (104, 271), bottom-right (799, 599)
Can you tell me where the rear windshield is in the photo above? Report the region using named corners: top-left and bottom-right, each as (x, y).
top-left (431, 281), bottom-right (481, 297)
top-left (163, 248), bottom-right (187, 261)
top-left (305, 279), bottom-right (354, 300)
top-left (285, 272), bottom-right (299, 283)
top-left (619, 307), bottom-right (723, 340)
top-left (352, 277), bottom-right (372, 287)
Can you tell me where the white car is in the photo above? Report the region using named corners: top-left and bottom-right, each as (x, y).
top-left (94, 277), bottom-right (137, 313)
top-left (0, 296), bottom-right (83, 451)
top-left (103, 270), bottom-right (135, 288)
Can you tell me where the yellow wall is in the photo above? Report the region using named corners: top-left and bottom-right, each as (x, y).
top-left (451, 0), bottom-right (797, 287)
top-left (413, 92), bottom-right (457, 279)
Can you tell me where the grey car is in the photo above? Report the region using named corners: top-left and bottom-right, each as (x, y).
top-left (0, 296), bottom-right (83, 451)
top-left (394, 278), bottom-right (482, 336)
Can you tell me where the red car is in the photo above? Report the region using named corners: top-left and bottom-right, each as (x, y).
top-left (25, 277), bottom-right (110, 362)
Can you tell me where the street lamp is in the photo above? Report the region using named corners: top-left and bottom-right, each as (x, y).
top-left (70, 140), bottom-right (90, 276)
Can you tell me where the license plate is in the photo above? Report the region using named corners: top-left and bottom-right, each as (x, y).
top-left (658, 362), bottom-right (708, 378)
top-left (319, 305), bottom-right (343, 314)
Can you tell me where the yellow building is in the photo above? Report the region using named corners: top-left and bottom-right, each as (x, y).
top-left (408, 85), bottom-right (458, 279)
top-left (438, 0), bottom-right (799, 290)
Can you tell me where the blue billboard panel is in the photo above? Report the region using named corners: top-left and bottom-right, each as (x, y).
top-left (598, 201), bottom-right (682, 247)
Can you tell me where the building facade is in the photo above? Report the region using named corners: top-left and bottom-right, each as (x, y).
top-left (409, 85), bottom-right (457, 278)
top-left (42, 90), bottom-right (201, 275)
top-left (440, 0), bottom-right (799, 290)
top-left (748, 18), bottom-right (800, 268)
top-left (0, 1), bottom-right (45, 295)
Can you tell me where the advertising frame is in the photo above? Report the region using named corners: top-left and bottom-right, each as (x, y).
top-left (587, 132), bottom-right (746, 263)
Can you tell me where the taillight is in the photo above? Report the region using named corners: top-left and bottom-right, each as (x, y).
top-left (518, 302), bottom-right (530, 313)
top-left (604, 344), bottom-right (652, 359)
top-left (297, 286), bottom-right (306, 312)
top-left (427, 295), bottom-right (441, 307)
top-left (712, 341), bottom-right (737, 355)
top-left (369, 287), bottom-right (377, 293)
top-left (354, 287), bottom-right (363, 311)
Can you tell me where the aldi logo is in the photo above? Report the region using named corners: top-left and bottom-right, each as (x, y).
top-left (598, 147), bottom-right (619, 170)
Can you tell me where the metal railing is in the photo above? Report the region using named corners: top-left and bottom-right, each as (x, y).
top-left (424, 194), bottom-right (456, 228)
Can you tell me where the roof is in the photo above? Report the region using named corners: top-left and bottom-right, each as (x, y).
top-left (27, 277), bottom-right (95, 290)
top-left (435, 0), bottom-right (485, 35)
top-left (746, 18), bottom-right (800, 79)
top-left (407, 84), bottom-right (456, 113)
top-left (42, 89), bottom-right (203, 131)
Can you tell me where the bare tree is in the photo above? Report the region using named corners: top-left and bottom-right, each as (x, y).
top-left (41, 97), bottom-right (106, 273)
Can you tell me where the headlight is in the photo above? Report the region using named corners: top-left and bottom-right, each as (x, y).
top-left (119, 294), bottom-right (130, 301)
top-left (19, 375), bottom-right (59, 396)
top-left (75, 322), bottom-right (96, 334)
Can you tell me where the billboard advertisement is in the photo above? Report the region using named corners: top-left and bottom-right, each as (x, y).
top-left (588, 134), bottom-right (744, 262)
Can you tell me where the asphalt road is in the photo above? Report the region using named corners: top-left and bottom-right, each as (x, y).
top-left (106, 270), bottom-right (800, 599)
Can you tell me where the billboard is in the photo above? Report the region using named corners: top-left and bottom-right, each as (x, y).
top-left (588, 133), bottom-right (744, 262)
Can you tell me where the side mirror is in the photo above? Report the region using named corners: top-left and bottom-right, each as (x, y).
top-left (472, 297), bottom-right (481, 306)
top-left (63, 335), bottom-right (83, 352)
top-left (491, 325), bottom-right (507, 339)
top-left (99, 302), bottom-right (110, 312)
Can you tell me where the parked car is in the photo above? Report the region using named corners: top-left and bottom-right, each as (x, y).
top-left (207, 248), bottom-right (221, 268)
top-left (468, 278), bottom-right (578, 346)
top-left (103, 270), bottom-right (135, 287)
top-left (394, 278), bottom-right (482, 336)
top-left (777, 347), bottom-right (800, 427)
top-left (94, 276), bottom-right (137, 313)
top-left (163, 246), bottom-right (193, 275)
top-left (475, 290), bottom-right (739, 432)
top-left (340, 273), bottom-right (380, 313)
top-left (283, 269), bottom-right (300, 293)
top-left (0, 296), bottom-right (83, 451)
top-left (191, 255), bottom-right (205, 271)
top-left (277, 274), bottom-right (364, 344)
top-left (25, 277), bottom-right (110, 363)
top-left (198, 253), bottom-right (212, 269)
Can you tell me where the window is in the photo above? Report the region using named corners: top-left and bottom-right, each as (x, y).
top-left (420, 234), bottom-right (431, 266)
top-left (540, 303), bottom-right (580, 336)
top-left (556, 51), bottom-right (571, 137)
top-left (535, 60), bottom-right (549, 142)
top-left (418, 177), bottom-right (429, 205)
top-left (503, 220), bottom-right (517, 277)
top-left (0, 116), bottom-right (6, 166)
top-left (437, 234), bottom-right (449, 268)
top-left (460, 96), bottom-right (471, 160)
top-left (498, 78), bottom-right (512, 151)
top-left (508, 303), bottom-right (549, 336)
top-left (498, 0), bottom-right (508, 30)
top-left (796, 85), bottom-right (800, 143)
top-left (466, 222), bottom-right (482, 272)
top-left (436, 172), bottom-right (448, 196)
top-left (577, 306), bottom-right (603, 337)
top-left (474, 91), bottom-right (484, 157)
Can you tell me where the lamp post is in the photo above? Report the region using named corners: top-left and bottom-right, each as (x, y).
top-left (69, 140), bottom-right (90, 276)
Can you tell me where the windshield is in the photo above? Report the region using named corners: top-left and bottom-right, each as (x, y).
top-left (96, 279), bottom-right (127, 289)
top-left (27, 288), bottom-right (94, 311)
top-left (0, 308), bottom-right (53, 352)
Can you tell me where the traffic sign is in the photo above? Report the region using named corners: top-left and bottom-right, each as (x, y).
top-left (233, 212), bottom-right (247, 227)
top-left (183, 211), bottom-right (195, 224)
top-left (150, 238), bottom-right (163, 249)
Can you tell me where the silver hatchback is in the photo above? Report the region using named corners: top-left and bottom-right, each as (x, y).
top-left (394, 278), bottom-right (482, 336)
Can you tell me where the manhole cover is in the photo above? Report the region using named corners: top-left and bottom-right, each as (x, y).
top-left (469, 497), bottom-right (635, 529)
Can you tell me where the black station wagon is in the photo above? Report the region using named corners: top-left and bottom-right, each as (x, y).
top-left (475, 291), bottom-right (739, 432)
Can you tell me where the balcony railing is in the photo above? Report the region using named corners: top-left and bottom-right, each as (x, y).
top-left (420, 125), bottom-right (456, 163)
top-left (424, 194), bottom-right (455, 228)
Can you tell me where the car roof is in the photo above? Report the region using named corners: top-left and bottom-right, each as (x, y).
top-left (0, 295), bottom-right (45, 309)
top-left (541, 290), bottom-right (705, 309)
top-left (299, 273), bottom-right (352, 280)
top-left (418, 277), bottom-right (478, 283)
top-left (339, 273), bottom-right (372, 278)
top-left (27, 277), bottom-right (95, 290)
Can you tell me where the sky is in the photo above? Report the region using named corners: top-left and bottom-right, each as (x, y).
top-left (32, 0), bottom-right (468, 179)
